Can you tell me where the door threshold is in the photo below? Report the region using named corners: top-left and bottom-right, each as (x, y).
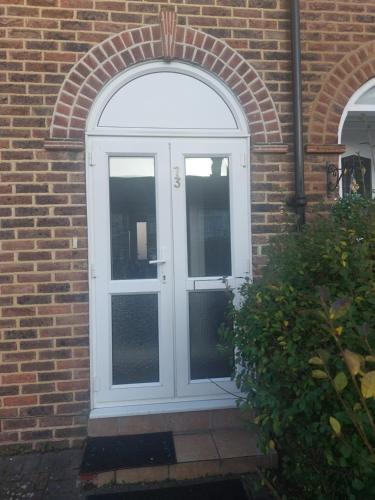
top-left (90, 398), bottom-right (237, 419)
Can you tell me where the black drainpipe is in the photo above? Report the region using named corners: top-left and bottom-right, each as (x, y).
top-left (291, 0), bottom-right (306, 226)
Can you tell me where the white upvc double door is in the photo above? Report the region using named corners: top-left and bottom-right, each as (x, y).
top-left (89, 137), bottom-right (250, 410)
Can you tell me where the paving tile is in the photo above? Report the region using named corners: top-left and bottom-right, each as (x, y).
top-left (220, 456), bottom-right (258, 475)
top-left (117, 414), bottom-right (171, 435)
top-left (40, 451), bottom-right (60, 473)
top-left (211, 408), bottom-right (253, 430)
top-left (22, 453), bottom-right (43, 475)
top-left (0, 449), bottom-right (84, 500)
top-left (0, 480), bottom-right (36, 499)
top-left (88, 417), bottom-right (119, 437)
top-left (212, 428), bottom-right (260, 459)
top-left (1, 455), bottom-right (25, 479)
top-left (173, 432), bottom-right (219, 463)
top-left (168, 459), bottom-right (221, 480)
top-left (169, 411), bottom-right (211, 433)
top-left (45, 477), bottom-right (79, 495)
top-left (95, 470), bottom-right (115, 487)
top-left (33, 471), bottom-right (50, 491)
top-left (116, 465), bottom-right (169, 484)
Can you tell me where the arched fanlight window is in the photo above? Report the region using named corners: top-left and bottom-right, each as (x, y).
top-left (339, 78), bottom-right (375, 197)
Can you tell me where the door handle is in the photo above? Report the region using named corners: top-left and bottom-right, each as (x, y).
top-left (148, 259), bottom-right (166, 265)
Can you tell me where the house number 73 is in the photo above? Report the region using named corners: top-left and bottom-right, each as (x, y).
top-left (173, 166), bottom-right (181, 188)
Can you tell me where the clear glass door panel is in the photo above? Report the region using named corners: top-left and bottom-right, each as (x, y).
top-left (189, 290), bottom-right (233, 380)
top-left (109, 157), bottom-right (157, 280)
top-left (112, 294), bottom-right (159, 385)
top-left (185, 157), bottom-right (231, 277)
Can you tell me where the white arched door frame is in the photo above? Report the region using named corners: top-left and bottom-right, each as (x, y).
top-left (338, 77), bottom-right (375, 197)
top-left (86, 61), bottom-right (252, 418)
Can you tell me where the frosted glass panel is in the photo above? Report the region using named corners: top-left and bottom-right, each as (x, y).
top-left (109, 157), bottom-right (157, 280)
top-left (189, 291), bottom-right (232, 380)
top-left (355, 86), bottom-right (375, 105)
top-left (112, 294), bottom-right (159, 385)
top-left (186, 157), bottom-right (231, 277)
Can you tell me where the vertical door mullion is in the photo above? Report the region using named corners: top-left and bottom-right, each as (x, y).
top-left (170, 142), bottom-right (190, 397)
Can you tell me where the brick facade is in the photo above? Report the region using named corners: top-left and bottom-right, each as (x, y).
top-left (1, 0), bottom-right (375, 450)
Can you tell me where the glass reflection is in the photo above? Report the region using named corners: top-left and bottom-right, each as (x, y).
top-left (189, 291), bottom-right (233, 380)
top-left (109, 157), bottom-right (157, 280)
top-left (185, 157), bottom-right (231, 277)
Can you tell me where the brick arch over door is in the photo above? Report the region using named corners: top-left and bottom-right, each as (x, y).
top-left (50, 24), bottom-right (282, 144)
top-left (308, 41), bottom-right (375, 146)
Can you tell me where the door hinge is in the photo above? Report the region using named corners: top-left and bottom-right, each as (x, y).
top-left (90, 264), bottom-right (96, 279)
top-left (242, 152), bottom-right (247, 169)
top-left (88, 151), bottom-right (95, 167)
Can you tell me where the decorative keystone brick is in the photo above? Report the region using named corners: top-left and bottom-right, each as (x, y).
top-left (160, 7), bottom-right (177, 60)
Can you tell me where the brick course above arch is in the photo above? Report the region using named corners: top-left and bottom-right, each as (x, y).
top-left (50, 24), bottom-right (283, 144)
top-left (308, 41), bottom-right (375, 147)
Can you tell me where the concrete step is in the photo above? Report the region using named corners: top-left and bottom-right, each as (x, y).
top-left (88, 408), bottom-right (254, 437)
top-left (80, 427), bottom-right (277, 488)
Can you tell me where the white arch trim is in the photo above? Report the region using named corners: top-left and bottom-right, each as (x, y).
top-left (338, 77), bottom-right (375, 143)
top-left (86, 61), bottom-right (250, 138)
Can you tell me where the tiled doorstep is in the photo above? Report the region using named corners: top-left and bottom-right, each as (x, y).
top-left (86, 429), bottom-right (277, 487)
top-left (88, 408), bottom-right (254, 437)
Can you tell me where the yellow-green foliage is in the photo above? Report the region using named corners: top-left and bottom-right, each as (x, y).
top-left (225, 196), bottom-right (375, 499)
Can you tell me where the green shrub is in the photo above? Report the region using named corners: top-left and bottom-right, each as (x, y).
top-left (225, 196), bottom-right (375, 499)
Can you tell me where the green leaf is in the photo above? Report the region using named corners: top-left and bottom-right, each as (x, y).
top-left (352, 479), bottom-right (364, 491)
top-left (329, 297), bottom-right (352, 320)
top-left (312, 370), bottom-right (328, 379)
top-left (357, 323), bottom-right (369, 337)
top-left (308, 356), bottom-right (323, 366)
top-left (343, 350), bottom-right (361, 376)
top-left (329, 416), bottom-right (341, 436)
top-left (333, 372), bottom-right (348, 392)
top-left (365, 355), bottom-right (375, 363)
top-left (317, 349), bottom-right (330, 363)
top-left (361, 371), bottom-right (375, 399)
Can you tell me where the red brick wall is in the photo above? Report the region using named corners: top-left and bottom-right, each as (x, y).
top-left (0, 0), bottom-right (374, 450)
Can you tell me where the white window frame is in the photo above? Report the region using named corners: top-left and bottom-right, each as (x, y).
top-left (86, 61), bottom-right (249, 139)
top-left (338, 77), bottom-right (375, 197)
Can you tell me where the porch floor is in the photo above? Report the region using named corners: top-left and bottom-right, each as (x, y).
top-left (83, 410), bottom-right (276, 487)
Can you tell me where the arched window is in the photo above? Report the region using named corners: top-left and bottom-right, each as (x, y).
top-left (87, 61), bottom-right (249, 136)
top-left (339, 79), bottom-right (375, 197)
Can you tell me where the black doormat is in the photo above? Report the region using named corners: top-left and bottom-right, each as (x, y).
top-left (80, 432), bottom-right (176, 474)
top-left (87, 478), bottom-right (248, 500)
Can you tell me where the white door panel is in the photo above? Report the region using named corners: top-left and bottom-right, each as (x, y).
top-left (171, 139), bottom-right (250, 398)
top-left (90, 138), bottom-right (174, 406)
